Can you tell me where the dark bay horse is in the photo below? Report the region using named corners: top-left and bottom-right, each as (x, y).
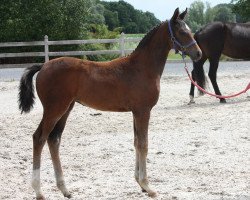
top-left (189, 21), bottom-right (250, 103)
top-left (18, 8), bottom-right (201, 199)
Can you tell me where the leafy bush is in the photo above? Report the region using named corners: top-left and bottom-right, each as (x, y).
top-left (81, 24), bottom-right (121, 61)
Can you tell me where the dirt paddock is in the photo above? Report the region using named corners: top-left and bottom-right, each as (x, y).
top-left (0, 71), bottom-right (249, 200)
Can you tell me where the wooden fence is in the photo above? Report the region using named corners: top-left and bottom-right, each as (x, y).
top-left (0, 33), bottom-right (141, 69)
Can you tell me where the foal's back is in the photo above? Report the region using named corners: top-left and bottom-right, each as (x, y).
top-left (36, 56), bottom-right (160, 112)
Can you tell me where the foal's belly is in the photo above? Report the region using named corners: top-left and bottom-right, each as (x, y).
top-left (75, 79), bottom-right (132, 112)
top-left (76, 99), bottom-right (130, 112)
top-left (76, 92), bottom-right (132, 112)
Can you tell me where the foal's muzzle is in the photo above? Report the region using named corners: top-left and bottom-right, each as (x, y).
top-left (189, 49), bottom-right (202, 62)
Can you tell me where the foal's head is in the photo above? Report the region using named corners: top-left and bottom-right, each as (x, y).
top-left (168, 8), bottom-right (202, 62)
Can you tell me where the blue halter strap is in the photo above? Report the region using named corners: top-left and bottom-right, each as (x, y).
top-left (167, 20), bottom-right (197, 58)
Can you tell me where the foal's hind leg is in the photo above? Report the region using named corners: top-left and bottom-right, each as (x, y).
top-left (133, 110), bottom-right (156, 197)
top-left (47, 102), bottom-right (75, 198)
top-left (32, 116), bottom-right (60, 199)
top-left (189, 56), bottom-right (207, 104)
top-left (32, 101), bottom-right (73, 199)
top-left (32, 122), bottom-right (46, 200)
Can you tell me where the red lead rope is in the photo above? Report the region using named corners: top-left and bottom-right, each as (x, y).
top-left (184, 63), bottom-right (250, 99)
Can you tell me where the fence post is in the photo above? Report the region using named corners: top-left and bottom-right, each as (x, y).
top-left (44, 35), bottom-right (49, 62)
top-left (119, 32), bottom-right (125, 57)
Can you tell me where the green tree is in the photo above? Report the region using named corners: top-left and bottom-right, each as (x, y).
top-left (213, 5), bottom-right (236, 22)
top-left (232, 0), bottom-right (250, 22)
top-left (87, 3), bottom-right (106, 25)
top-left (186, 0), bottom-right (206, 32)
top-left (0, 0), bottom-right (94, 42)
top-left (0, 0), bottom-right (119, 63)
top-left (103, 9), bottom-right (119, 30)
top-left (101, 0), bottom-right (160, 33)
top-left (186, 1), bottom-right (237, 32)
top-left (204, 2), bottom-right (216, 23)
top-left (0, 0), bottom-right (161, 62)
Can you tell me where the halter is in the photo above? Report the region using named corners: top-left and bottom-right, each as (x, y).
top-left (168, 20), bottom-right (197, 58)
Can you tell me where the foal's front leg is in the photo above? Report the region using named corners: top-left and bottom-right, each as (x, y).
top-left (133, 110), bottom-right (157, 197)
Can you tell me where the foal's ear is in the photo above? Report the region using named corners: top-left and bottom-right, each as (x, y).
top-left (179, 8), bottom-right (188, 20)
top-left (171, 8), bottom-right (179, 22)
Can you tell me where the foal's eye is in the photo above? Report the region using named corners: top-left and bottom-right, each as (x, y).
top-left (179, 30), bottom-right (186, 35)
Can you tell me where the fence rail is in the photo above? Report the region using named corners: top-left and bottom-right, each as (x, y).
top-left (0, 33), bottom-right (142, 69)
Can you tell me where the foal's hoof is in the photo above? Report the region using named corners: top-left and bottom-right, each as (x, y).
top-left (188, 101), bottom-right (195, 105)
top-left (148, 191), bottom-right (157, 198)
top-left (64, 193), bottom-right (72, 199)
top-left (220, 98), bottom-right (226, 103)
top-left (36, 195), bottom-right (46, 200)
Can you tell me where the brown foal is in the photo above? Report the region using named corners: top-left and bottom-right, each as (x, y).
top-left (19, 8), bottom-right (201, 199)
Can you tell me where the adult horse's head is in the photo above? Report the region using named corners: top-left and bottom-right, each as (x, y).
top-left (168, 8), bottom-right (202, 62)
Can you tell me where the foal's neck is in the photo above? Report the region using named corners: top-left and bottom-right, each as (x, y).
top-left (130, 22), bottom-right (171, 77)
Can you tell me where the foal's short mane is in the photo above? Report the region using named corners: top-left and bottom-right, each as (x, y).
top-left (134, 22), bottom-right (163, 52)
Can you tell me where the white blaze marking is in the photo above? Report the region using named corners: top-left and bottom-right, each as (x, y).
top-left (184, 22), bottom-right (191, 31)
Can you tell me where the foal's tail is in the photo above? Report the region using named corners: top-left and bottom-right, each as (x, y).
top-left (18, 64), bottom-right (43, 113)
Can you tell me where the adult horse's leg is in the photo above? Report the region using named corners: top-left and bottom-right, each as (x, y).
top-left (133, 110), bottom-right (156, 197)
top-left (189, 56), bottom-right (207, 104)
top-left (47, 102), bottom-right (75, 198)
top-left (208, 57), bottom-right (226, 103)
top-left (188, 70), bottom-right (196, 104)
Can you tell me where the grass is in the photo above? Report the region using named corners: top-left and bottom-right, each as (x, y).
top-left (168, 50), bottom-right (183, 60)
top-left (125, 34), bottom-right (145, 38)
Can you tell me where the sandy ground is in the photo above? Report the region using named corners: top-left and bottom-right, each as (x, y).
top-left (0, 70), bottom-right (249, 200)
